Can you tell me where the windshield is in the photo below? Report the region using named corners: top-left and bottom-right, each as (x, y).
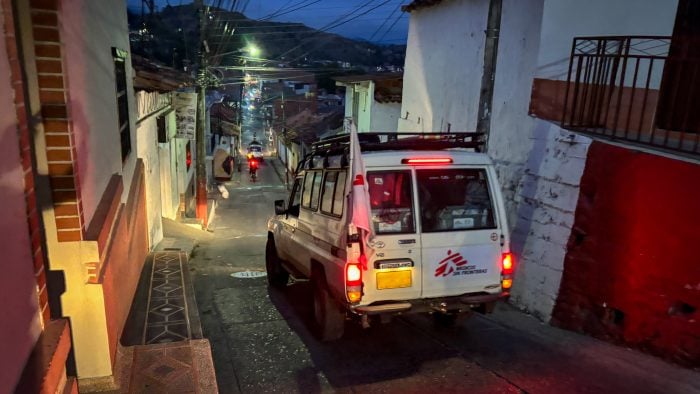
top-left (417, 169), bottom-right (496, 232)
top-left (248, 146), bottom-right (262, 152)
top-left (367, 170), bottom-right (415, 234)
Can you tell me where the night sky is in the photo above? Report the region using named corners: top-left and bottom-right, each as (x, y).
top-left (126, 0), bottom-right (410, 44)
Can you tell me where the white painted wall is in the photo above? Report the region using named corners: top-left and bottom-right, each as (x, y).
top-left (509, 120), bottom-right (592, 320)
top-left (159, 113), bottom-right (179, 220)
top-left (398, 0), bottom-right (489, 133)
top-left (371, 101), bottom-right (402, 132)
top-left (0, 5), bottom-right (42, 390)
top-left (486, 0), bottom-right (544, 229)
top-left (61, 0), bottom-right (137, 225)
top-left (400, 0), bottom-right (543, 227)
top-left (135, 112), bottom-right (164, 248)
top-left (536, 0), bottom-right (678, 80)
top-left (342, 81), bottom-right (400, 132)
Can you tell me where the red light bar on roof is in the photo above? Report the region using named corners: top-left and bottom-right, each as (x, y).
top-left (401, 158), bottom-right (453, 165)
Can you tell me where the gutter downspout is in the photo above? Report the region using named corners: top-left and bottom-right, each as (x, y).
top-left (476, 0), bottom-right (502, 153)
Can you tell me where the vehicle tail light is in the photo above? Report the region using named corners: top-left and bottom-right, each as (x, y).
top-left (502, 253), bottom-right (513, 275)
top-left (401, 158), bottom-right (453, 165)
top-left (501, 252), bottom-right (514, 291)
top-left (346, 260), bottom-right (363, 303)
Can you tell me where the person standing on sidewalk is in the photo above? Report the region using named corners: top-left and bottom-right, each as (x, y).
top-left (213, 137), bottom-right (234, 198)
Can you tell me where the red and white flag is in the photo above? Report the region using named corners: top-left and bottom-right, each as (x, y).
top-left (348, 122), bottom-right (374, 249)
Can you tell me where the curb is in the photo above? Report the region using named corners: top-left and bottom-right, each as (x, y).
top-left (269, 157), bottom-right (289, 189)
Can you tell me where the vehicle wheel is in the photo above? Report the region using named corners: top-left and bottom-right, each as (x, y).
top-left (312, 271), bottom-right (345, 341)
top-left (265, 238), bottom-right (289, 288)
top-left (432, 311), bottom-right (458, 327)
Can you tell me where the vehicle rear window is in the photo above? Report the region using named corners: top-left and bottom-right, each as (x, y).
top-left (416, 169), bottom-right (496, 232)
top-left (367, 170), bottom-right (415, 234)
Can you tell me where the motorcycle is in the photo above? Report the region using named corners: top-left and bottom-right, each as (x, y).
top-left (249, 158), bottom-right (259, 182)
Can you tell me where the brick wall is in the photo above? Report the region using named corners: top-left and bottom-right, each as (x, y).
top-left (2, 0), bottom-right (50, 325)
top-left (30, 0), bottom-right (85, 243)
top-left (552, 141), bottom-right (700, 366)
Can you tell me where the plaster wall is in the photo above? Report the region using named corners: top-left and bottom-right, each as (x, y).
top-left (0, 6), bottom-right (42, 390)
top-left (509, 120), bottom-right (592, 320)
top-left (398, 0), bottom-right (489, 133)
top-left (536, 0), bottom-right (678, 80)
top-left (135, 114), bottom-right (164, 248)
top-left (61, 0), bottom-right (137, 225)
top-left (370, 101), bottom-right (401, 132)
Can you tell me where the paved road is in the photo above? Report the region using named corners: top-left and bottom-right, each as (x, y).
top-left (189, 157), bottom-right (700, 394)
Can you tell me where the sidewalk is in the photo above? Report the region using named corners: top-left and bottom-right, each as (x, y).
top-left (113, 220), bottom-right (218, 393)
top-left (268, 156), bottom-right (290, 189)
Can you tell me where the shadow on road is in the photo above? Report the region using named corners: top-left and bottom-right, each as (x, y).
top-left (266, 281), bottom-right (470, 391)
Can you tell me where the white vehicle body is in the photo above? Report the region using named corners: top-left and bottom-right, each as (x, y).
top-left (247, 143), bottom-right (264, 161)
top-left (266, 134), bottom-right (513, 340)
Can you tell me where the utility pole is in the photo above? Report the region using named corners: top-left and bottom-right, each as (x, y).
top-left (281, 88), bottom-right (289, 187)
top-left (475, 0), bottom-right (502, 152)
top-left (195, 0), bottom-right (208, 227)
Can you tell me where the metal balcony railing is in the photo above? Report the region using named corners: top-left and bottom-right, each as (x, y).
top-left (561, 36), bottom-right (700, 156)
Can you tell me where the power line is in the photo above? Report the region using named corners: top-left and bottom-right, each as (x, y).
top-left (377, 6), bottom-right (405, 43)
top-left (368, 3), bottom-right (401, 42)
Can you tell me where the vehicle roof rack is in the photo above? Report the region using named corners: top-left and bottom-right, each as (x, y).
top-left (296, 132), bottom-right (484, 173)
top-left (311, 132), bottom-right (484, 152)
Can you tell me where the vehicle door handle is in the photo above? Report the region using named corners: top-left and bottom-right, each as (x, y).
top-left (398, 239), bottom-right (416, 245)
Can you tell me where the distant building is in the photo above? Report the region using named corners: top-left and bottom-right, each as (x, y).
top-left (335, 73), bottom-right (403, 132)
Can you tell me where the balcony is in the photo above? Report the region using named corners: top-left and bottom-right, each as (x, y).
top-left (561, 36), bottom-right (700, 156)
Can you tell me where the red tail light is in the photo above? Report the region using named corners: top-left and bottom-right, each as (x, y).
top-left (501, 253), bottom-right (514, 291)
top-left (346, 264), bottom-right (362, 286)
top-left (401, 158), bottom-right (453, 165)
top-left (502, 253), bottom-right (514, 274)
top-left (346, 259), bottom-right (363, 303)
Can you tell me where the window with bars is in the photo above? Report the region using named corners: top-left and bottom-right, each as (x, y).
top-left (113, 47), bottom-right (131, 162)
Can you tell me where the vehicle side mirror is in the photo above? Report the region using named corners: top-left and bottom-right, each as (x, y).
top-left (274, 199), bottom-right (287, 215)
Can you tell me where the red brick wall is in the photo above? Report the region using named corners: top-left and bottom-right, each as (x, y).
top-left (101, 161), bottom-right (148, 366)
top-left (552, 141), bottom-right (700, 366)
top-left (29, 0), bottom-right (85, 242)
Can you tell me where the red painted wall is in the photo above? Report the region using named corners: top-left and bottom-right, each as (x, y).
top-left (101, 162), bottom-right (149, 366)
top-left (552, 141), bottom-right (700, 366)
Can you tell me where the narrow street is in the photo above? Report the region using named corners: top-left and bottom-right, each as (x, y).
top-left (188, 155), bottom-right (700, 394)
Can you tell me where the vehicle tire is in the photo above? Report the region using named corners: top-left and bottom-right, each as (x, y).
top-left (312, 271), bottom-right (345, 341)
top-left (265, 237), bottom-right (289, 288)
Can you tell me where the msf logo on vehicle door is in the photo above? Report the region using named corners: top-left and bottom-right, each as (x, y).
top-left (434, 250), bottom-right (488, 277)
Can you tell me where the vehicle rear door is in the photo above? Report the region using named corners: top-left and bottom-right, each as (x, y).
top-left (363, 169), bottom-right (422, 303)
top-left (416, 168), bottom-right (503, 298)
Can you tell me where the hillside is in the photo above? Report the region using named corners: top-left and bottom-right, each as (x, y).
top-left (129, 4), bottom-right (405, 71)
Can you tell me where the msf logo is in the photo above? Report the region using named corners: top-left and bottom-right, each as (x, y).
top-left (434, 250), bottom-right (468, 277)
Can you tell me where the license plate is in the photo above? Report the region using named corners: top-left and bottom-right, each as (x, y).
top-left (376, 270), bottom-right (412, 290)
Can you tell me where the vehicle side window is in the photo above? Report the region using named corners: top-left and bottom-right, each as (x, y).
top-left (320, 170), bottom-right (346, 217)
top-left (320, 171), bottom-right (338, 215)
top-left (288, 178), bottom-right (302, 217)
top-left (301, 172), bottom-right (315, 209)
top-left (310, 171), bottom-right (323, 211)
top-left (332, 171), bottom-right (346, 216)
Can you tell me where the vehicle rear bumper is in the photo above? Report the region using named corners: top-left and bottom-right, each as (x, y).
top-left (352, 291), bottom-right (508, 315)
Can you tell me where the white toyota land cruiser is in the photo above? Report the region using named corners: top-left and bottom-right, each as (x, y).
top-left (266, 133), bottom-right (514, 340)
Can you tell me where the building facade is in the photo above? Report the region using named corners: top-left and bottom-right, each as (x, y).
top-left (0, 0), bottom-right (154, 390)
top-left (400, 0), bottom-right (699, 365)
